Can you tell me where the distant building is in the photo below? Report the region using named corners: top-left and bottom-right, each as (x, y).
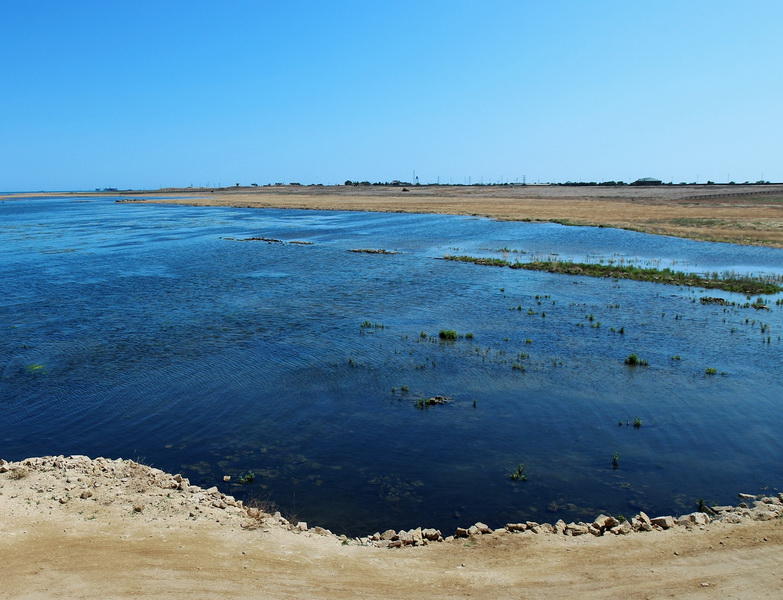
top-left (631, 177), bottom-right (663, 186)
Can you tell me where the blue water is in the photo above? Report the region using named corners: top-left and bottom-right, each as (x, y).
top-left (2, 196), bottom-right (782, 535)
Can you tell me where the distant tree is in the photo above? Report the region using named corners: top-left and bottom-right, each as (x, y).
top-left (344, 180), bottom-right (353, 186)
top-left (235, 183), bottom-right (240, 187)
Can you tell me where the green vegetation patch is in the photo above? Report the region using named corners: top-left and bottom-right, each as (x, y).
top-left (442, 255), bottom-right (782, 295)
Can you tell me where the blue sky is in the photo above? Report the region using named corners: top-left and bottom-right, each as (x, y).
top-left (2, 1), bottom-right (781, 190)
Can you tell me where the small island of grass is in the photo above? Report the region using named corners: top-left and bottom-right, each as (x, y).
top-left (442, 256), bottom-right (782, 295)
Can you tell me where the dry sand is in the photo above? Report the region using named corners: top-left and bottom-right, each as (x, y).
top-left (7, 183), bottom-right (781, 247)
top-left (2, 456), bottom-right (782, 599)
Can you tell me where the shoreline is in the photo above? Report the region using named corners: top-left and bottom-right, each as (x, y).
top-left (4, 183), bottom-right (783, 248)
top-left (2, 455), bottom-right (780, 544)
top-left (2, 455), bottom-right (782, 599)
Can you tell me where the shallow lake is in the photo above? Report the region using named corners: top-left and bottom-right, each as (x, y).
top-left (2, 196), bottom-right (782, 535)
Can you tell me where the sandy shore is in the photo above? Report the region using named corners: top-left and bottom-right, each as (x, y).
top-left (2, 455), bottom-right (782, 599)
top-left (6, 183), bottom-right (783, 247)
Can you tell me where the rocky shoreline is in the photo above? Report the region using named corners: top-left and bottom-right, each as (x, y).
top-left (2, 455), bottom-right (781, 550)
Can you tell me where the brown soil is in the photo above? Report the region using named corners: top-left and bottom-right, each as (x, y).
top-left (6, 183), bottom-right (781, 247)
top-left (2, 456), bottom-right (782, 599)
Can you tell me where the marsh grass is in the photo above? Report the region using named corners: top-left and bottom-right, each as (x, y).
top-left (238, 472), bottom-right (256, 484)
top-left (509, 464), bottom-right (527, 481)
top-left (349, 248), bottom-right (399, 255)
top-left (442, 255), bottom-right (782, 295)
top-left (624, 354), bottom-right (648, 367)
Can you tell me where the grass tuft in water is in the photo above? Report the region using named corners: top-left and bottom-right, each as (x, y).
top-left (611, 453), bottom-right (620, 469)
top-left (624, 354), bottom-right (648, 367)
top-left (509, 464), bottom-right (527, 481)
top-left (238, 472), bottom-right (256, 484)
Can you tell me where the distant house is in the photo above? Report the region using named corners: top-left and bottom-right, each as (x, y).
top-left (631, 177), bottom-right (663, 186)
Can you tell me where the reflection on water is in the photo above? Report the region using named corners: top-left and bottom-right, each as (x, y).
top-left (1, 196), bottom-right (782, 535)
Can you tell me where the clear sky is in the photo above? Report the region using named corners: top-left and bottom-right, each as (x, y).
top-left (2, 0), bottom-right (781, 190)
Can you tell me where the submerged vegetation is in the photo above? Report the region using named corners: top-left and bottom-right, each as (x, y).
top-left (415, 395), bottom-right (450, 409)
top-left (442, 255), bottom-right (782, 295)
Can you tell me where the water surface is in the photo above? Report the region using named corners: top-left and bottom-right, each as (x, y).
top-left (2, 196), bottom-right (782, 534)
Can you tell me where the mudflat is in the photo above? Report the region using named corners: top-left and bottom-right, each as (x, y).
top-left (8, 183), bottom-right (781, 247)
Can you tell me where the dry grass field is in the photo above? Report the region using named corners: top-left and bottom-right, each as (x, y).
top-left (6, 184), bottom-right (783, 247)
top-left (44, 183), bottom-right (783, 248)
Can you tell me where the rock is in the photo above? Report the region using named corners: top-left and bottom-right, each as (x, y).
top-left (592, 514), bottom-right (618, 531)
top-left (396, 530), bottom-right (413, 545)
top-left (455, 527), bottom-right (469, 538)
top-left (587, 525), bottom-right (602, 536)
top-left (651, 516), bottom-right (675, 529)
top-left (751, 509), bottom-right (777, 521)
top-left (637, 511), bottom-right (652, 526)
top-left (505, 523), bottom-right (527, 532)
top-left (246, 508), bottom-right (260, 519)
top-left (223, 475), bottom-right (231, 482)
top-left (380, 529), bottom-right (397, 541)
top-left (79, 490), bottom-right (93, 499)
top-left (388, 540), bottom-right (402, 548)
top-left (738, 493), bottom-right (757, 500)
top-left (631, 517), bottom-right (653, 532)
top-left (761, 496), bottom-right (781, 505)
top-left (467, 525), bottom-right (480, 536)
top-left (710, 505), bottom-right (734, 513)
top-left (474, 522), bottom-right (492, 534)
top-left (677, 512), bottom-right (710, 527)
top-left (422, 528), bottom-right (442, 541)
top-left (526, 521), bottom-right (540, 529)
top-left (296, 522), bottom-right (308, 531)
top-left (58, 497), bottom-right (69, 504)
top-left (609, 521), bottom-right (632, 535)
top-left (565, 523), bottom-right (589, 536)
top-left (311, 526), bottom-right (330, 536)
top-left (721, 513), bottom-right (745, 524)
top-left (554, 519), bottom-right (566, 534)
